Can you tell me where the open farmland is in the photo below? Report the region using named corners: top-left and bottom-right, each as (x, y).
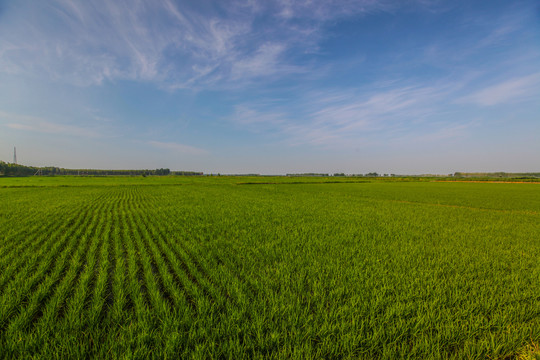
top-left (0, 177), bottom-right (539, 359)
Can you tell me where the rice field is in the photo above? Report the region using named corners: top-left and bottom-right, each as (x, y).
top-left (0, 176), bottom-right (539, 359)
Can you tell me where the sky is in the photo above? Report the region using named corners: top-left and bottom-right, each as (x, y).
top-left (0, 0), bottom-right (539, 175)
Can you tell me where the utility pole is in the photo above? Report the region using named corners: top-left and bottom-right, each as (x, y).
top-left (13, 147), bottom-right (17, 164)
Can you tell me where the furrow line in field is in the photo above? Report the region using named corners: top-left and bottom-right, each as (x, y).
top-left (125, 189), bottom-right (152, 309)
top-left (0, 203), bottom-right (93, 292)
top-left (128, 205), bottom-right (176, 313)
top-left (106, 205), bottom-right (129, 325)
top-left (0, 189), bottom-right (112, 290)
top-left (161, 209), bottom-right (258, 304)
top-left (122, 188), bottom-right (151, 323)
top-left (0, 190), bottom-right (112, 330)
top-left (0, 215), bottom-right (68, 265)
top-left (61, 223), bottom-right (104, 331)
top-left (125, 188), bottom-right (160, 298)
top-left (174, 241), bottom-right (239, 306)
top-left (117, 205), bottom-right (135, 318)
top-left (130, 201), bottom-right (204, 312)
top-left (101, 207), bottom-right (115, 321)
top-left (3, 234), bottom-right (92, 334)
top-left (29, 199), bottom-right (106, 332)
top-left (0, 202), bottom-right (98, 334)
top-left (141, 197), bottom-right (256, 309)
top-left (58, 195), bottom-right (115, 329)
top-left (0, 193), bottom-right (102, 306)
top-left (103, 186), bottom-right (134, 324)
top-left (130, 199), bottom-right (228, 310)
top-left (0, 188), bottom-right (111, 260)
top-left (125, 192), bottom-right (175, 322)
top-left (138, 233), bottom-right (198, 312)
top-left (0, 220), bottom-right (57, 265)
top-left (129, 196), bottom-right (195, 317)
top-left (88, 218), bottom-right (112, 327)
top-left (0, 195), bottom-right (66, 241)
top-left (130, 186), bottom-right (146, 203)
top-left (158, 230), bottom-right (235, 309)
top-left (153, 231), bottom-right (218, 307)
top-left (140, 230), bottom-right (196, 317)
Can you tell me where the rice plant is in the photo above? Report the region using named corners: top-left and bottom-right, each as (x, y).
top-left (0, 177), bottom-right (539, 359)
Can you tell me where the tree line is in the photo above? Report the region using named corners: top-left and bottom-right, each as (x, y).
top-left (0, 161), bottom-right (203, 177)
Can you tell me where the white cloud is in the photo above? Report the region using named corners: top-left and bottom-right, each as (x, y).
top-left (1, 111), bottom-right (101, 138)
top-left (457, 73), bottom-right (540, 106)
top-left (402, 121), bottom-right (477, 144)
top-left (147, 141), bottom-right (208, 155)
top-left (0, 0), bottom-right (396, 89)
top-left (310, 86), bottom-right (434, 129)
top-left (0, 1), bottom-right (241, 86)
top-left (231, 43), bottom-right (287, 79)
top-left (274, 0), bottom-right (394, 21)
top-left (233, 105), bottom-right (287, 127)
top-left (230, 81), bottom-right (459, 148)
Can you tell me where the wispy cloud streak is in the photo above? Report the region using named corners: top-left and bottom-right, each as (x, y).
top-left (457, 73), bottom-right (540, 106)
top-left (231, 79), bottom-right (468, 148)
top-left (0, 0), bottom-right (397, 89)
top-left (1, 111), bottom-right (102, 138)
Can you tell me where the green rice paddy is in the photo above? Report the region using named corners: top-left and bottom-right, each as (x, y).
top-left (0, 176), bottom-right (539, 359)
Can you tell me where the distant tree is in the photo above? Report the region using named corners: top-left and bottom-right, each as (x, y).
top-left (155, 168), bottom-right (171, 176)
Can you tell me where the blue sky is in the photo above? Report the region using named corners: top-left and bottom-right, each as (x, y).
top-left (0, 0), bottom-right (539, 174)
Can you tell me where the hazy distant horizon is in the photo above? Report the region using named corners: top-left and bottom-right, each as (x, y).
top-left (1, 1), bottom-right (539, 174)
top-left (3, 156), bottom-right (539, 177)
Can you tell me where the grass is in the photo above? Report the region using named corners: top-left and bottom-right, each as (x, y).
top-left (514, 341), bottom-right (540, 360)
top-left (0, 176), bottom-right (539, 359)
